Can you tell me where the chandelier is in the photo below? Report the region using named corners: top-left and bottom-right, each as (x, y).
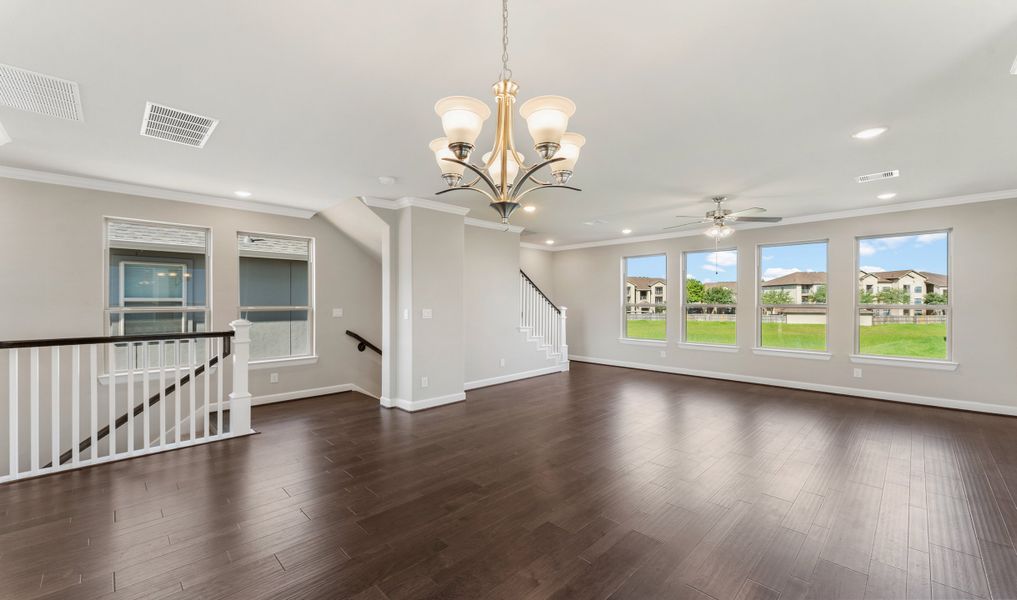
top-left (428, 0), bottom-right (584, 224)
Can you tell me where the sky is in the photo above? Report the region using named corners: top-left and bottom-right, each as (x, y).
top-left (624, 232), bottom-right (948, 282)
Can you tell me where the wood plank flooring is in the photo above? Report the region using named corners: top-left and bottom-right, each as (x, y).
top-left (1, 362), bottom-right (1016, 599)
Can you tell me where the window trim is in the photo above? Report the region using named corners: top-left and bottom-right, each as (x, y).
top-left (620, 252), bottom-right (668, 342)
top-left (755, 239), bottom-right (830, 355)
top-left (236, 230), bottom-right (316, 363)
top-left (680, 246), bottom-right (738, 348)
top-left (853, 228), bottom-right (953, 363)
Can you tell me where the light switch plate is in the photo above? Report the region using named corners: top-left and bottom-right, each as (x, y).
top-left (421, 376), bottom-right (429, 388)
top-left (269, 372), bottom-right (279, 384)
top-left (422, 308), bottom-right (433, 319)
top-left (332, 308), bottom-right (343, 318)
top-left (853, 368), bottom-right (862, 378)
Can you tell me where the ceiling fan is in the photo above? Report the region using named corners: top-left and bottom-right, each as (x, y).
top-left (664, 196), bottom-right (783, 238)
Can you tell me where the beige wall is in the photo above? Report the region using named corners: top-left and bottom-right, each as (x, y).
top-left (549, 198), bottom-right (1017, 414)
top-left (520, 246), bottom-right (556, 303)
top-left (0, 178), bottom-right (382, 400)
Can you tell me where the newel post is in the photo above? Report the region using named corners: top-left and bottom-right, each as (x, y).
top-left (229, 319), bottom-right (253, 435)
top-left (559, 306), bottom-right (569, 370)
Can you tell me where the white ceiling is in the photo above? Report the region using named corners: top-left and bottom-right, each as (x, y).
top-left (2, 1), bottom-right (1017, 246)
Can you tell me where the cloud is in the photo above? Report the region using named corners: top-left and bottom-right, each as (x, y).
top-left (858, 241), bottom-right (877, 256)
top-left (762, 254), bottom-right (774, 260)
top-left (860, 265), bottom-right (885, 273)
top-left (762, 267), bottom-right (800, 281)
top-left (705, 251), bottom-right (738, 267)
top-left (915, 232), bottom-right (947, 246)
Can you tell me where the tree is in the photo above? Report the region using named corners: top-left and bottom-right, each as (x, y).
top-left (811, 285), bottom-right (827, 304)
top-left (685, 278), bottom-right (704, 303)
top-left (859, 290), bottom-right (875, 304)
top-left (761, 289), bottom-right (793, 305)
top-left (703, 286), bottom-right (735, 304)
top-left (924, 291), bottom-right (948, 305)
top-left (877, 288), bottom-right (910, 305)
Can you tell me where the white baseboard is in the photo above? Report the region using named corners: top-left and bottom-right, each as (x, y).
top-left (251, 383), bottom-right (378, 407)
top-left (570, 355), bottom-right (1017, 417)
top-left (380, 391), bottom-right (466, 412)
top-left (464, 364), bottom-right (567, 391)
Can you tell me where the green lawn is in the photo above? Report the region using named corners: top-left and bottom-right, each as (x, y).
top-left (625, 319), bottom-right (946, 359)
top-left (859, 323), bottom-right (946, 359)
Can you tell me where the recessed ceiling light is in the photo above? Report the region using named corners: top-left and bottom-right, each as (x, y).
top-left (877, 192), bottom-right (897, 200)
top-left (523, 205), bottom-right (536, 213)
top-left (545, 239), bottom-right (555, 245)
top-left (378, 175), bottom-right (397, 185)
top-left (233, 190), bottom-right (252, 198)
top-left (852, 127), bottom-right (888, 140)
top-left (622, 229), bottom-right (632, 234)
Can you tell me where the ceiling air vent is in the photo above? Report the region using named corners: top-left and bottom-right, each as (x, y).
top-left (140, 102), bottom-right (219, 148)
top-left (856, 169), bottom-right (899, 183)
top-left (0, 63), bottom-right (84, 121)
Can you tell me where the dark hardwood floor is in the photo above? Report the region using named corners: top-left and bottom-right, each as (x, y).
top-left (2, 362), bottom-right (1017, 599)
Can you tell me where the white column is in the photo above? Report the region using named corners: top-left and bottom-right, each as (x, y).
top-left (228, 320), bottom-right (252, 434)
top-left (559, 306), bottom-right (569, 369)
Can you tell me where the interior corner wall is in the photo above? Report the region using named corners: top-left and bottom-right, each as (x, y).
top-left (464, 227), bottom-right (557, 384)
top-left (0, 178), bottom-right (382, 400)
top-left (520, 246), bottom-right (556, 303)
top-left (550, 198), bottom-right (1017, 415)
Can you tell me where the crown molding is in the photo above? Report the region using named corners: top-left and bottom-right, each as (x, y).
top-left (534, 188), bottom-right (1017, 251)
top-left (464, 217), bottom-right (524, 233)
top-left (0, 165), bottom-right (317, 218)
top-left (360, 195), bottom-right (471, 216)
top-left (520, 242), bottom-right (551, 250)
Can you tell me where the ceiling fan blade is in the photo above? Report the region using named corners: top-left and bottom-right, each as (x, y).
top-left (662, 220), bottom-right (710, 230)
top-left (730, 216), bottom-right (783, 223)
top-left (672, 215), bottom-right (706, 219)
top-left (727, 207), bottom-right (766, 217)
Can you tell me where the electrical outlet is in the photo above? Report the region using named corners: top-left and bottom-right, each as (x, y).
top-left (332, 308), bottom-right (343, 318)
top-left (270, 372), bottom-right (279, 384)
top-left (500, 358), bottom-right (506, 367)
top-left (660, 350), bottom-right (667, 358)
top-left (403, 309), bottom-right (409, 320)
top-left (422, 308), bottom-right (433, 319)
top-left (421, 376), bottom-right (429, 388)
top-left (853, 368), bottom-right (862, 378)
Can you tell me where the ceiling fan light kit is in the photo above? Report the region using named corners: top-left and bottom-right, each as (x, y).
top-left (427, 0), bottom-right (584, 224)
top-left (665, 196), bottom-right (784, 238)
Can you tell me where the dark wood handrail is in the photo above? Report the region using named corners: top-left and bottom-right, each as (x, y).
top-left (520, 270), bottom-right (560, 314)
top-left (0, 330), bottom-right (235, 350)
top-left (346, 330), bottom-right (381, 355)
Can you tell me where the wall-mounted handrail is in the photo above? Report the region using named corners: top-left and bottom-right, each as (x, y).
top-left (520, 270), bottom-right (559, 314)
top-left (346, 330), bottom-right (381, 355)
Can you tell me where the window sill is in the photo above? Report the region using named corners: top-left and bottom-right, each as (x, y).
top-left (752, 348), bottom-right (832, 361)
top-left (849, 355), bottom-right (958, 371)
top-left (677, 342), bottom-right (739, 353)
top-left (617, 338), bottom-right (667, 347)
top-left (99, 366), bottom-right (218, 386)
top-left (250, 355), bottom-right (318, 370)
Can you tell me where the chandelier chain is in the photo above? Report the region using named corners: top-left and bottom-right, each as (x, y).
top-left (500, 0), bottom-right (512, 80)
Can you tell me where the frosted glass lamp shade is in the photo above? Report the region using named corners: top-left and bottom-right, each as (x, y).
top-left (519, 96), bottom-right (575, 148)
top-left (483, 150), bottom-right (524, 184)
top-left (434, 96), bottom-right (491, 147)
top-left (429, 138), bottom-right (465, 176)
top-left (705, 224), bottom-right (734, 239)
top-left (551, 132), bottom-right (585, 173)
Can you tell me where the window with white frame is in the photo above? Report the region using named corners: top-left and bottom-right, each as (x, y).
top-left (856, 231), bottom-right (949, 360)
top-left (758, 241), bottom-right (828, 352)
top-left (623, 254), bottom-right (666, 340)
top-left (105, 218), bottom-right (211, 371)
top-left (238, 233), bottom-right (314, 361)
top-left (682, 249), bottom-right (737, 346)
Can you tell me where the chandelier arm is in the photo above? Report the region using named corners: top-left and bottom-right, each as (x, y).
top-left (510, 156), bottom-right (566, 200)
top-left (435, 185), bottom-right (496, 204)
top-left (512, 183), bottom-right (581, 204)
top-left (441, 157), bottom-right (501, 197)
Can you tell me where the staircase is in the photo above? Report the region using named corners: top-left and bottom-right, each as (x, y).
top-left (519, 271), bottom-right (568, 369)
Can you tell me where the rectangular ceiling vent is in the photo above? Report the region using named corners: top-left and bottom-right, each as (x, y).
top-left (140, 102), bottom-right (219, 148)
top-left (856, 169), bottom-right (900, 183)
top-left (0, 63), bottom-right (84, 121)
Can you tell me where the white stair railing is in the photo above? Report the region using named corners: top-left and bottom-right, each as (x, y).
top-left (1, 320), bottom-right (252, 484)
top-left (519, 271), bottom-right (568, 367)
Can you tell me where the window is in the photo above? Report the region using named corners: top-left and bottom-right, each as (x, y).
top-left (238, 233), bottom-right (314, 361)
top-left (682, 249), bottom-right (737, 346)
top-left (857, 231), bottom-right (949, 360)
top-left (758, 241), bottom-right (828, 352)
top-left (105, 218), bottom-right (211, 370)
top-left (623, 254), bottom-right (666, 340)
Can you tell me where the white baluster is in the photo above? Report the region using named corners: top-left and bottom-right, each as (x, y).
top-left (216, 337), bottom-right (223, 437)
top-left (127, 343), bottom-right (134, 455)
top-left (71, 345), bottom-right (80, 466)
top-left (50, 347), bottom-right (59, 470)
top-left (229, 321), bottom-right (252, 436)
top-left (174, 341), bottom-right (181, 445)
top-left (108, 344), bottom-right (116, 458)
top-left (188, 341), bottom-right (196, 442)
top-left (142, 342), bottom-right (150, 451)
top-left (159, 341), bottom-right (166, 447)
top-left (89, 345), bottom-right (97, 461)
top-left (203, 339), bottom-right (210, 440)
top-left (30, 347), bottom-right (39, 472)
top-left (8, 349), bottom-right (18, 480)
